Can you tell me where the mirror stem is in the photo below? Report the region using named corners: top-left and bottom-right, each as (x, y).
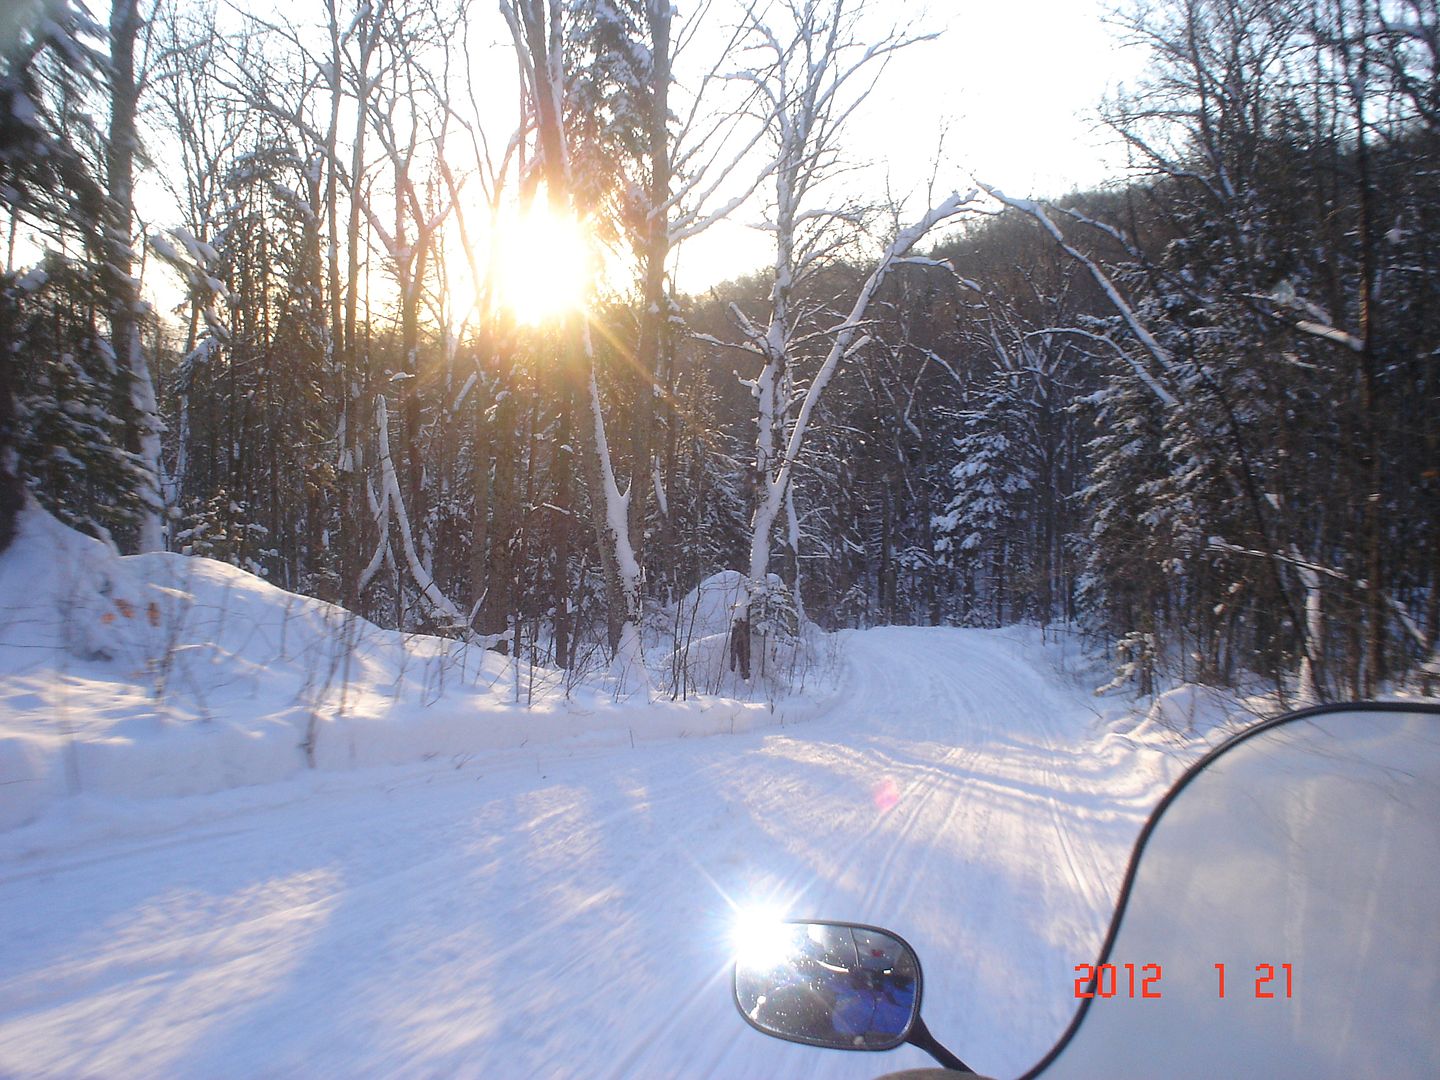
top-left (906, 1015), bottom-right (972, 1073)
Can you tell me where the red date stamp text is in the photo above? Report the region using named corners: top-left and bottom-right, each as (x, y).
top-left (1073, 962), bottom-right (1293, 1000)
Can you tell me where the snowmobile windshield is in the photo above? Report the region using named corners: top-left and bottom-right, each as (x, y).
top-left (1030, 704), bottom-right (1440, 1080)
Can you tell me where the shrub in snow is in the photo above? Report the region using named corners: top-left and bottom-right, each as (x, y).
top-left (664, 570), bottom-right (818, 701)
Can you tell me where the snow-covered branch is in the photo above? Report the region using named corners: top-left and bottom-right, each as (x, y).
top-left (981, 184), bottom-right (1179, 409)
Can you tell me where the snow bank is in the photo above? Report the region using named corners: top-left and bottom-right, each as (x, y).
top-left (991, 627), bottom-right (1265, 802)
top-left (0, 510), bottom-right (827, 832)
top-left (661, 570), bottom-right (827, 700)
top-left (672, 569), bottom-right (753, 640)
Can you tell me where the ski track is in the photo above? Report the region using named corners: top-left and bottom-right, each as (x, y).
top-left (0, 627), bottom-right (1161, 1080)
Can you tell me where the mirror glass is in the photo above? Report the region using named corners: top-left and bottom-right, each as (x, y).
top-left (734, 920), bottom-right (921, 1051)
top-left (1041, 708), bottom-right (1440, 1079)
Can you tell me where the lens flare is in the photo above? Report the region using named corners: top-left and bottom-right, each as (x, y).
top-left (873, 777), bottom-right (900, 812)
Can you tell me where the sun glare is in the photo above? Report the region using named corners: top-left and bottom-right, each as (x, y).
top-left (491, 200), bottom-right (592, 326)
top-left (731, 905), bottom-right (796, 970)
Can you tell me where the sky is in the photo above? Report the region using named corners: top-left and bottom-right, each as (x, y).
top-left (670, 0), bottom-right (1146, 293)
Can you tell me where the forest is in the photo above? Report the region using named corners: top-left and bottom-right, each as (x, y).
top-left (1, 0), bottom-right (1437, 705)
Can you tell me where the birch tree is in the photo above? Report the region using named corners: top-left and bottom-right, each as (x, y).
top-left (106, 0), bottom-right (166, 551)
top-left (723, 0), bottom-right (976, 677)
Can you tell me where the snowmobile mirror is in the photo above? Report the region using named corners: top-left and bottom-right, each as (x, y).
top-left (733, 919), bottom-right (922, 1052)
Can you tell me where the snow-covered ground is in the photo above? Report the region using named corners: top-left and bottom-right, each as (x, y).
top-left (0, 510), bottom-right (830, 833)
top-left (0, 510), bottom-right (1235, 1078)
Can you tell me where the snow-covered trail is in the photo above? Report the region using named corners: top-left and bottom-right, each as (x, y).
top-left (0, 628), bottom-right (1169, 1079)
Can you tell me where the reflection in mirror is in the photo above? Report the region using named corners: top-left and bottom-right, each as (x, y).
top-left (1040, 708), bottom-right (1440, 1080)
top-left (734, 920), bottom-right (922, 1051)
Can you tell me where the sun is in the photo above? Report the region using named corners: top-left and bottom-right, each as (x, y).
top-left (491, 198), bottom-right (593, 326)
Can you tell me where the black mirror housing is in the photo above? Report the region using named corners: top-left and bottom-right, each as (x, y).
top-left (733, 919), bottom-right (923, 1052)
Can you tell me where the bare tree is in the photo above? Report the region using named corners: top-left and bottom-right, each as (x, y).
top-left (106, 0), bottom-right (165, 551)
top-left (721, 0), bottom-right (975, 678)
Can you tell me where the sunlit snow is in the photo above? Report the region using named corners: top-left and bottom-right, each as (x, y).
top-left (0, 508), bottom-right (1231, 1078)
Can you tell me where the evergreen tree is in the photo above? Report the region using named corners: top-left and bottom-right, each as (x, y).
top-left (0, 0), bottom-right (110, 551)
top-left (3, 253), bottom-right (151, 544)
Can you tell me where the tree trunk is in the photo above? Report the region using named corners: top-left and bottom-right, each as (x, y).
top-left (551, 387), bottom-right (574, 669)
top-left (108, 0), bottom-right (165, 552)
top-left (338, 8), bottom-right (376, 611)
top-left (480, 350), bottom-right (518, 652)
top-left (625, 0), bottom-right (673, 588)
top-left (469, 377), bottom-right (492, 635)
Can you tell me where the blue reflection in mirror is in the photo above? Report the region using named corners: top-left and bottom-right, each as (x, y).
top-left (735, 920), bottom-right (921, 1051)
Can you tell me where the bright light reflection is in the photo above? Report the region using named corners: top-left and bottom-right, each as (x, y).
top-left (732, 904), bottom-right (796, 970)
top-left (493, 199), bottom-right (592, 326)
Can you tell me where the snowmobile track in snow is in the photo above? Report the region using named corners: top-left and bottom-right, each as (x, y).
top-left (0, 626), bottom-right (1161, 1080)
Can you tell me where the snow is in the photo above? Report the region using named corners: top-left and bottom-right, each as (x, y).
top-left (0, 508), bottom-right (794, 833)
top-left (1293, 318), bottom-right (1365, 353)
top-left (0, 510), bottom-right (1226, 1077)
top-left (14, 266), bottom-right (48, 292)
top-left (150, 233), bottom-right (182, 264)
top-left (7, 89), bottom-right (37, 129)
top-left (664, 570), bottom-right (808, 698)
